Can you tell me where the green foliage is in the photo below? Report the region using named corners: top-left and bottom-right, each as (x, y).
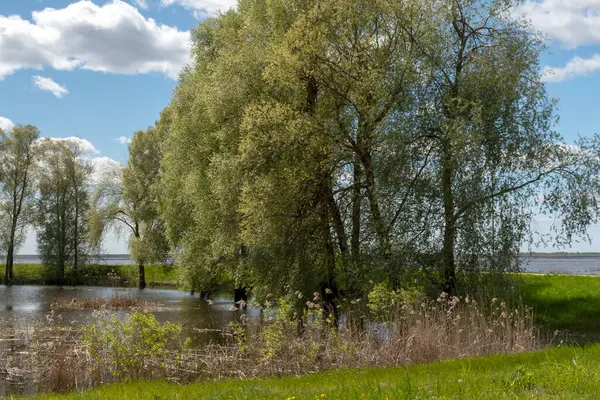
top-left (156, 0), bottom-right (600, 305)
top-left (36, 138), bottom-right (92, 284)
top-left (366, 281), bottom-right (423, 321)
top-left (82, 311), bottom-right (189, 380)
top-left (90, 126), bottom-right (169, 289)
top-left (0, 124), bottom-right (40, 284)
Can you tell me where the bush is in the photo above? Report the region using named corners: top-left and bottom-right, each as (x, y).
top-left (82, 311), bottom-right (190, 380)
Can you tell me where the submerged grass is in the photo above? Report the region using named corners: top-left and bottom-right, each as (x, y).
top-left (51, 295), bottom-right (167, 311)
top-left (32, 343), bottom-right (600, 399)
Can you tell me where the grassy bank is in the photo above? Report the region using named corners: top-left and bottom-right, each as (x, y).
top-left (32, 344), bottom-right (600, 399)
top-left (519, 274), bottom-right (600, 333)
top-left (0, 263), bottom-right (179, 287)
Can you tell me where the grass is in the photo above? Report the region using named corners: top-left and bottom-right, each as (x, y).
top-left (31, 343), bottom-right (600, 399)
top-left (0, 263), bottom-right (179, 287)
top-left (519, 274), bottom-right (600, 333)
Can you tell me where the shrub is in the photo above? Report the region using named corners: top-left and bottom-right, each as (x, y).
top-left (81, 311), bottom-right (190, 380)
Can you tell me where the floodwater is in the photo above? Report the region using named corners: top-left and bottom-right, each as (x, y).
top-left (0, 286), bottom-right (257, 344)
top-left (0, 286), bottom-right (260, 397)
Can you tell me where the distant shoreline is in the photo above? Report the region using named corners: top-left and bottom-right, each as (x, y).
top-left (521, 252), bottom-right (600, 258)
top-left (12, 253), bottom-right (600, 260)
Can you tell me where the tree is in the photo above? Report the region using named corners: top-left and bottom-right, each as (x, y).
top-left (158, 0), bottom-right (599, 315)
top-left (36, 139), bottom-right (92, 284)
top-left (91, 126), bottom-right (169, 290)
top-left (400, 0), bottom-right (596, 292)
top-left (0, 124), bottom-right (40, 285)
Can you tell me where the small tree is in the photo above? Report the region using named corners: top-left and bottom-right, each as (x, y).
top-left (90, 127), bottom-right (169, 289)
top-left (0, 124), bottom-right (40, 285)
top-left (36, 139), bottom-right (92, 284)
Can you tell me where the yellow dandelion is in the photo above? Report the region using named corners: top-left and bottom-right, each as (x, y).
top-left (321, 394), bottom-right (327, 398)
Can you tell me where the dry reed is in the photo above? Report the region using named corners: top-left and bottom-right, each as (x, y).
top-left (51, 295), bottom-right (167, 311)
top-left (1, 293), bottom-right (540, 395)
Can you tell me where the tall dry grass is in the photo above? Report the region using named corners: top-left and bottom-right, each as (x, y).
top-left (0, 293), bottom-right (541, 395)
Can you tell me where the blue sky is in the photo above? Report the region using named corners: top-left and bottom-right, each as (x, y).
top-left (0, 0), bottom-right (599, 253)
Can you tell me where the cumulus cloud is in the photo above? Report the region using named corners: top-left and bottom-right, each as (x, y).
top-left (32, 75), bottom-right (69, 98)
top-left (161, 0), bottom-right (236, 14)
top-left (41, 136), bottom-right (101, 157)
top-left (116, 136), bottom-right (131, 144)
top-left (0, 116), bottom-right (14, 131)
top-left (38, 137), bottom-right (121, 184)
top-left (519, 0), bottom-right (600, 48)
top-left (0, 0), bottom-right (191, 80)
top-left (132, 0), bottom-right (149, 10)
top-left (89, 156), bottom-right (122, 184)
top-left (542, 54), bottom-right (600, 83)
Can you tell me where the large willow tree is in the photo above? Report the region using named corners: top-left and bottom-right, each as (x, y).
top-left (159, 0), bottom-right (598, 308)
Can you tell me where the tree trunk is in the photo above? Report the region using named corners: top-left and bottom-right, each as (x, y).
top-left (7, 243), bottom-right (14, 281)
top-left (233, 287), bottom-right (247, 308)
top-left (442, 139), bottom-right (456, 294)
top-left (321, 190), bottom-right (339, 327)
top-left (351, 156), bottom-right (362, 259)
top-left (4, 249), bottom-right (11, 285)
top-left (362, 151), bottom-right (391, 256)
top-left (138, 263), bottom-right (146, 290)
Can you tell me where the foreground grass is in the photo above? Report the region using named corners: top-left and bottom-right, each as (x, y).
top-left (33, 344), bottom-right (600, 399)
top-left (0, 263), bottom-right (179, 287)
top-left (519, 274), bottom-right (600, 333)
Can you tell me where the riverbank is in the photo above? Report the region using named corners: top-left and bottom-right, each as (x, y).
top-left (0, 263), bottom-right (179, 287)
top-left (33, 343), bottom-right (600, 399)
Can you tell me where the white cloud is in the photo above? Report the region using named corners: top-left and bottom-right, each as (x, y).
top-left (32, 75), bottom-right (69, 98)
top-left (117, 136), bottom-right (131, 144)
top-left (0, 116), bottom-right (14, 131)
top-left (0, 0), bottom-right (191, 80)
top-left (161, 0), bottom-right (236, 14)
top-left (542, 54), bottom-right (600, 82)
top-left (132, 0), bottom-right (149, 10)
top-left (89, 156), bottom-right (122, 185)
top-left (37, 137), bottom-right (120, 184)
top-left (519, 0), bottom-right (600, 48)
top-left (40, 136), bottom-right (101, 157)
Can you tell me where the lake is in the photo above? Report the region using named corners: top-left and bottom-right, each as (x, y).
top-left (520, 256), bottom-right (600, 275)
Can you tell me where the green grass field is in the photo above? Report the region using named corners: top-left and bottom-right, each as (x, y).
top-left (0, 263), bottom-right (179, 287)
top-left (519, 274), bottom-right (600, 333)
top-left (32, 344), bottom-right (600, 399)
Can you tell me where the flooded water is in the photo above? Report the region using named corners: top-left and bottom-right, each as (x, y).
top-left (0, 286), bottom-right (261, 397)
top-left (0, 286), bottom-right (257, 345)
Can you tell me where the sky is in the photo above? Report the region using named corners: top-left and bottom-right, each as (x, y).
top-left (0, 0), bottom-right (600, 254)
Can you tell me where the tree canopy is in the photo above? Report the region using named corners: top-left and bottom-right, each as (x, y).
top-left (156, 0), bottom-right (600, 311)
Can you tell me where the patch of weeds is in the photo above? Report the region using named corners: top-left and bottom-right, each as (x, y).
top-left (503, 365), bottom-right (535, 392)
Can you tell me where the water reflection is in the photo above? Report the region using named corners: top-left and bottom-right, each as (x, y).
top-left (0, 285), bottom-right (257, 344)
top-left (0, 285), bottom-right (261, 396)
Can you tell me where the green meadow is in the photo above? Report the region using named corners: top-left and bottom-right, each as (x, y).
top-left (33, 344), bottom-right (600, 400)
top-left (0, 263), bottom-right (179, 287)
